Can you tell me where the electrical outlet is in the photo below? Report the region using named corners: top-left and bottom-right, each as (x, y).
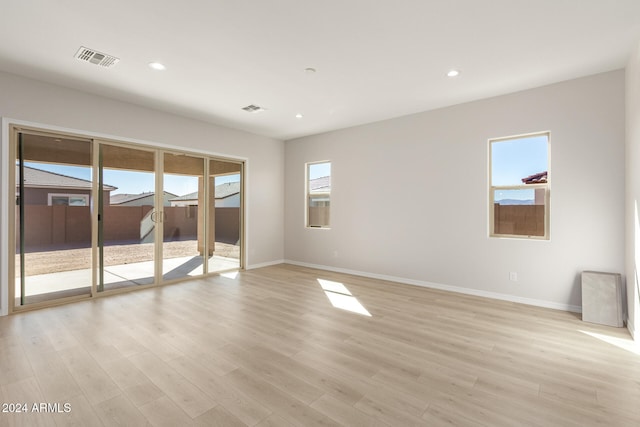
top-left (509, 272), bottom-right (518, 282)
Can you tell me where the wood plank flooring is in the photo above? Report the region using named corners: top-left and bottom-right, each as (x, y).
top-left (1, 264), bottom-right (639, 426)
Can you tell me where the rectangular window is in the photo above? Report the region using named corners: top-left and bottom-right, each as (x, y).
top-left (307, 161), bottom-right (331, 228)
top-left (48, 193), bottom-right (89, 206)
top-left (490, 133), bottom-right (549, 239)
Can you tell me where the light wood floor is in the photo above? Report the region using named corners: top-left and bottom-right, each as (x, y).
top-left (1, 264), bottom-right (639, 426)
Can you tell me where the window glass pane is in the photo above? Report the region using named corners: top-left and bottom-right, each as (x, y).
top-left (494, 188), bottom-right (536, 205)
top-left (208, 160), bottom-right (242, 273)
top-left (100, 144), bottom-right (156, 291)
top-left (309, 162), bottom-right (331, 187)
top-left (490, 133), bottom-right (549, 239)
top-left (16, 135), bottom-right (92, 306)
top-left (69, 196), bottom-right (87, 206)
top-left (493, 188), bottom-right (546, 237)
top-left (309, 195), bottom-right (330, 206)
top-left (51, 196), bottom-right (69, 205)
top-left (491, 135), bottom-right (548, 186)
top-left (308, 199), bottom-right (330, 226)
top-left (162, 153), bottom-right (205, 281)
top-left (307, 162), bottom-right (331, 228)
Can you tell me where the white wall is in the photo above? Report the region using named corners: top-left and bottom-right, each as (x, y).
top-left (285, 71), bottom-right (625, 311)
top-left (626, 43), bottom-right (640, 339)
top-left (0, 70), bottom-right (284, 314)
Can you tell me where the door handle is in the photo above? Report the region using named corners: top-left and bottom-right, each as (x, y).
top-left (150, 211), bottom-right (166, 223)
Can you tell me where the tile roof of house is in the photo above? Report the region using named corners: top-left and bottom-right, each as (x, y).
top-left (521, 171), bottom-right (548, 184)
top-left (19, 165), bottom-right (117, 190)
top-left (111, 192), bottom-right (150, 205)
top-left (215, 182), bottom-right (241, 199)
top-left (169, 181), bottom-right (241, 201)
top-left (310, 176), bottom-right (330, 193)
top-left (170, 191), bottom-right (198, 202)
top-left (110, 191), bottom-right (178, 205)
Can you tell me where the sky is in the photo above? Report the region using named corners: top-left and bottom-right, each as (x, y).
top-left (491, 134), bottom-right (548, 201)
top-left (309, 161), bottom-right (331, 180)
top-left (491, 134), bottom-right (548, 186)
top-left (24, 162), bottom-right (239, 196)
top-left (24, 136), bottom-right (544, 200)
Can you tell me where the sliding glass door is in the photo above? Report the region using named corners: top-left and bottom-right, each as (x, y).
top-left (99, 144), bottom-right (156, 291)
top-left (14, 132), bottom-right (93, 306)
top-left (208, 159), bottom-right (243, 273)
top-left (11, 126), bottom-right (244, 311)
top-left (162, 153), bottom-right (205, 281)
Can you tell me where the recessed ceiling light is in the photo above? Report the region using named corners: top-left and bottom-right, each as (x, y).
top-left (148, 62), bottom-right (166, 71)
top-left (295, 113), bottom-right (303, 119)
top-left (447, 69), bottom-right (460, 77)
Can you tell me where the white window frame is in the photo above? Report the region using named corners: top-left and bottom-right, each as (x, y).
top-left (306, 161), bottom-right (331, 229)
top-left (47, 193), bottom-right (89, 206)
top-left (489, 132), bottom-right (550, 240)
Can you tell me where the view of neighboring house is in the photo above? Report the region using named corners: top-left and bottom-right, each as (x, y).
top-left (17, 165), bottom-right (116, 205)
top-left (309, 176), bottom-right (330, 193)
top-left (521, 171), bottom-right (548, 184)
top-left (307, 175), bottom-right (331, 227)
top-left (309, 175), bottom-right (330, 206)
top-left (522, 171), bottom-right (547, 205)
top-left (16, 165), bottom-right (240, 249)
top-left (495, 171), bottom-right (548, 205)
top-left (16, 165), bottom-right (117, 250)
top-left (169, 192), bottom-right (198, 207)
top-left (493, 170), bottom-right (547, 237)
top-left (110, 191), bottom-right (178, 207)
top-left (169, 181), bottom-right (241, 207)
top-left (310, 175), bottom-right (330, 193)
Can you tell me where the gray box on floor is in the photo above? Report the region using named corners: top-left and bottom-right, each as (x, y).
top-left (581, 271), bottom-right (624, 327)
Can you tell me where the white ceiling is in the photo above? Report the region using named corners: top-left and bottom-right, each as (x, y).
top-left (1, 1), bottom-right (640, 140)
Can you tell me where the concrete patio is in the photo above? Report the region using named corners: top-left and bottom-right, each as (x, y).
top-left (14, 241), bottom-right (240, 304)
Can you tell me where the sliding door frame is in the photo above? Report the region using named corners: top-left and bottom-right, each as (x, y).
top-left (6, 122), bottom-right (246, 314)
top-left (8, 124), bottom-right (95, 314)
top-left (94, 139), bottom-right (159, 296)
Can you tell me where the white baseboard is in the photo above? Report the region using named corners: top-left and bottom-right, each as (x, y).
top-left (284, 259), bottom-right (582, 313)
top-left (246, 259), bottom-right (285, 270)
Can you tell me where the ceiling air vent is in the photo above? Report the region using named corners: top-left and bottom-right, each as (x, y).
top-left (241, 104), bottom-right (266, 113)
top-left (74, 46), bottom-right (119, 68)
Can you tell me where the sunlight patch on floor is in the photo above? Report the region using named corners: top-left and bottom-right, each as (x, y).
top-left (318, 278), bottom-right (371, 316)
top-left (579, 330), bottom-right (640, 356)
top-left (318, 278), bottom-right (352, 295)
top-left (220, 271), bottom-right (239, 279)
